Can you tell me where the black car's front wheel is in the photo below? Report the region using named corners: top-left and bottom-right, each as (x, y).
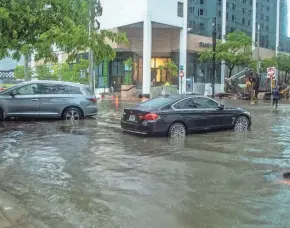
top-left (168, 122), bottom-right (187, 137)
top-left (234, 116), bottom-right (249, 131)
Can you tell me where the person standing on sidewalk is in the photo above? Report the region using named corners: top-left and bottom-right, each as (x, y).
top-left (272, 86), bottom-right (280, 109)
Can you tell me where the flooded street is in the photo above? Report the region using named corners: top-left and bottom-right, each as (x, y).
top-left (1, 100), bottom-right (290, 227)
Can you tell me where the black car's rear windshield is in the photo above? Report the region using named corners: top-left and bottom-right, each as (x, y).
top-left (138, 97), bottom-right (173, 109)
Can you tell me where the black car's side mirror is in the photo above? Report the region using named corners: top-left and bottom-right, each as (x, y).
top-left (218, 104), bottom-right (224, 110)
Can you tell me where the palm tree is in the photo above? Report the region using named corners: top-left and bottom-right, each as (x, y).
top-left (157, 60), bottom-right (178, 84)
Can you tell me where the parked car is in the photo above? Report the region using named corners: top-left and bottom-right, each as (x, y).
top-left (121, 95), bottom-right (251, 137)
top-left (0, 80), bottom-right (98, 121)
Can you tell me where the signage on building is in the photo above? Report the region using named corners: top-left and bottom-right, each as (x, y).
top-left (199, 42), bottom-right (213, 48)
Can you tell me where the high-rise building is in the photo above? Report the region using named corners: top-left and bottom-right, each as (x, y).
top-left (188, 0), bottom-right (289, 51)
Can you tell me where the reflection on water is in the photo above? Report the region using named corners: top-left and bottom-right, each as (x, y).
top-left (0, 101), bottom-right (290, 227)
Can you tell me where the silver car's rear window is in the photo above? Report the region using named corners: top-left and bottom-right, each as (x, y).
top-left (80, 87), bottom-right (95, 97)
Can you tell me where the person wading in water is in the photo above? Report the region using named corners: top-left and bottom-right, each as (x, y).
top-left (272, 86), bottom-right (280, 109)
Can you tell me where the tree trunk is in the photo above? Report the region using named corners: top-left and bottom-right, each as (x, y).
top-left (228, 67), bottom-right (234, 78)
top-left (24, 54), bottom-right (30, 81)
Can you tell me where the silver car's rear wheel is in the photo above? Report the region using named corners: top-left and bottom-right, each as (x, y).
top-left (63, 108), bottom-right (82, 121)
top-left (169, 123), bottom-right (186, 137)
top-left (234, 116), bottom-right (249, 131)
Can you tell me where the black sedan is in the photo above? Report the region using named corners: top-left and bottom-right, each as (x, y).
top-left (121, 95), bottom-right (251, 137)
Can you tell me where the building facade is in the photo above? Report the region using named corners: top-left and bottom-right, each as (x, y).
top-left (94, 0), bottom-right (289, 95)
top-left (26, 0), bottom-right (288, 95)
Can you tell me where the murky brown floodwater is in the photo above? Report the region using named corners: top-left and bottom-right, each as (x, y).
top-left (1, 100), bottom-right (290, 228)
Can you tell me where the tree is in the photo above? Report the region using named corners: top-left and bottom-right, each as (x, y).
top-left (276, 53), bottom-right (290, 83)
top-left (157, 60), bottom-right (178, 84)
top-left (199, 31), bottom-right (253, 78)
top-left (35, 65), bottom-right (58, 80)
top-left (52, 59), bottom-right (89, 84)
top-left (13, 65), bottom-right (32, 80)
top-left (123, 57), bottom-right (133, 85)
top-left (0, 0), bottom-right (128, 82)
top-left (249, 57), bottom-right (277, 72)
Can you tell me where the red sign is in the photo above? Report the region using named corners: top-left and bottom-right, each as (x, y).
top-left (267, 67), bottom-right (276, 79)
top-left (179, 70), bottom-right (184, 78)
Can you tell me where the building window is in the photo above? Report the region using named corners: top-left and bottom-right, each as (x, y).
top-left (242, 8), bottom-right (246, 13)
top-left (177, 2), bottom-right (183, 17)
top-left (198, 9), bottom-right (204, 16)
top-left (232, 14), bottom-right (235, 21)
top-left (218, 10), bottom-right (221, 17)
top-left (242, 18), bottom-right (245, 24)
top-left (189, 7), bottom-right (194, 14)
top-left (200, 0), bottom-right (204, 4)
top-left (242, 0), bottom-right (246, 3)
top-left (232, 4), bottom-right (235, 10)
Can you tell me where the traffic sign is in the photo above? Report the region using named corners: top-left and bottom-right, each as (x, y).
top-left (179, 70), bottom-right (184, 78)
top-left (267, 67), bottom-right (276, 79)
top-left (179, 65), bottom-right (184, 71)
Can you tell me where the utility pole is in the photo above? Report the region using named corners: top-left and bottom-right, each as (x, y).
top-left (256, 24), bottom-right (260, 76)
top-left (212, 16), bottom-right (217, 99)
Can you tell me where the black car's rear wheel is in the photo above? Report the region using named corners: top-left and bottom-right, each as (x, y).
top-left (168, 123), bottom-right (186, 137)
top-left (234, 116), bottom-right (249, 131)
top-left (0, 109), bottom-right (4, 121)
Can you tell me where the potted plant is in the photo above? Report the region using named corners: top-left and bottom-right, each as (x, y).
top-left (157, 60), bottom-right (179, 96)
top-left (121, 57), bottom-right (136, 98)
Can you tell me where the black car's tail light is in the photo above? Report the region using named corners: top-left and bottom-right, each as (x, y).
top-left (139, 113), bottom-right (159, 121)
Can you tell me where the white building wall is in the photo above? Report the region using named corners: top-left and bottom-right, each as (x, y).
top-left (99, 0), bottom-right (184, 29)
top-left (148, 0), bottom-right (183, 28)
top-left (98, 0), bottom-right (147, 29)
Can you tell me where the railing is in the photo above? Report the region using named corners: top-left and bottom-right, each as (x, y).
top-left (229, 67), bottom-right (251, 82)
top-left (120, 85), bottom-right (136, 92)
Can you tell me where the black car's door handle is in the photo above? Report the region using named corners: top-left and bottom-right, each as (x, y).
top-left (31, 99), bottom-right (38, 101)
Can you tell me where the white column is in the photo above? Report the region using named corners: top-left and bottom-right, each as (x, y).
top-left (179, 0), bottom-right (188, 94)
top-left (220, 0), bottom-right (226, 93)
top-left (252, 0), bottom-right (256, 53)
top-left (275, 0), bottom-right (280, 56)
top-left (142, 14), bottom-right (152, 96)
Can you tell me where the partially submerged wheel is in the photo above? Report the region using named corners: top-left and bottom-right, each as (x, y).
top-left (0, 109), bottom-right (4, 121)
top-left (234, 116), bottom-right (249, 131)
top-left (63, 108), bottom-right (82, 121)
top-left (168, 123), bottom-right (186, 137)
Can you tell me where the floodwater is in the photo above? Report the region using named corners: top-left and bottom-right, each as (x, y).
top-left (0, 100), bottom-right (290, 227)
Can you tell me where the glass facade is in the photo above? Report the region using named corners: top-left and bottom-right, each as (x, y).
top-left (188, 0), bottom-right (289, 51)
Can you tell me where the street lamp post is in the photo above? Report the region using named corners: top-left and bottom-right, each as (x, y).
top-left (212, 17), bottom-right (217, 99)
top-left (256, 24), bottom-right (260, 76)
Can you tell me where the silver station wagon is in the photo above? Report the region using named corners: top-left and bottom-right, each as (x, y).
top-left (0, 80), bottom-right (98, 121)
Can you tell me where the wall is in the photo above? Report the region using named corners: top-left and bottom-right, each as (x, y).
top-left (98, 0), bottom-right (147, 29)
top-left (148, 0), bottom-right (184, 28)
